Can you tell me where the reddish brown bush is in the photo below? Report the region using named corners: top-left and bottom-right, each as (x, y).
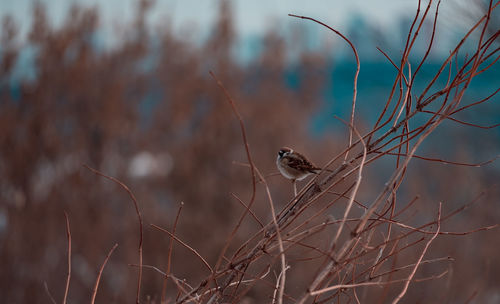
top-left (0, 1), bottom-right (498, 303)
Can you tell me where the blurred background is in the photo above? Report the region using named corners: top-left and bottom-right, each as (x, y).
top-left (0, 0), bottom-right (499, 303)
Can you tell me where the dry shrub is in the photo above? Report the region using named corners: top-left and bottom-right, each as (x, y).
top-left (0, 0), bottom-right (499, 303)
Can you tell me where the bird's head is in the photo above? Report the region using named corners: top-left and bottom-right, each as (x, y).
top-left (278, 147), bottom-right (292, 158)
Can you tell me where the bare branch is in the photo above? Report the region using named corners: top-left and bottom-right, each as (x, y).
top-left (288, 13), bottom-right (360, 161)
top-left (151, 224), bottom-right (213, 274)
top-left (391, 203), bottom-right (442, 304)
top-left (83, 165), bottom-right (143, 303)
top-left (162, 202), bottom-right (185, 304)
top-left (63, 212), bottom-right (71, 304)
top-left (90, 243), bottom-right (118, 304)
top-left (43, 282), bottom-right (57, 304)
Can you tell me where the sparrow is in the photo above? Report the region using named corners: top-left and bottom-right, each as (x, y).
top-left (276, 147), bottom-right (321, 182)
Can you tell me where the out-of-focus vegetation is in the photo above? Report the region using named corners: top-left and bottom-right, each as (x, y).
top-left (0, 0), bottom-right (498, 303)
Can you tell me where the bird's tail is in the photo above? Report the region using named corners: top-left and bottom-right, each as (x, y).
top-left (312, 167), bottom-right (334, 174)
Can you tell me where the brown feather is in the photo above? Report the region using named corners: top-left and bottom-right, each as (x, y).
top-left (282, 153), bottom-right (320, 173)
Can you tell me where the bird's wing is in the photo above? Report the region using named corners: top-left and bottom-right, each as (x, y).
top-left (284, 154), bottom-right (320, 173)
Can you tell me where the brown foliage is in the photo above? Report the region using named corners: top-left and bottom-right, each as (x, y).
top-left (0, 1), bottom-right (499, 303)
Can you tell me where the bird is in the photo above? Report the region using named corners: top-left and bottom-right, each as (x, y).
top-left (276, 147), bottom-right (321, 195)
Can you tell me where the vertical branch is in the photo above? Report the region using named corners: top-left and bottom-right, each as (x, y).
top-left (391, 203), bottom-right (442, 304)
top-left (208, 71), bottom-right (257, 274)
top-left (354, 113), bottom-right (444, 237)
top-left (392, 63), bottom-right (412, 128)
top-left (161, 202), bottom-right (185, 304)
top-left (83, 165), bottom-right (143, 304)
top-left (368, 0), bottom-right (423, 144)
top-left (90, 244), bottom-right (118, 304)
top-left (272, 266), bottom-right (291, 304)
top-left (63, 212), bottom-right (71, 304)
top-left (208, 71), bottom-right (256, 209)
top-left (410, 0), bottom-right (441, 84)
top-left (416, 1), bottom-right (498, 107)
top-left (288, 14), bottom-right (360, 161)
top-left (330, 118), bottom-right (367, 250)
top-left (253, 167), bottom-right (287, 304)
top-left (43, 282), bottom-right (57, 304)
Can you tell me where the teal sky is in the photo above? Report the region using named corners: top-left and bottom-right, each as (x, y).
top-left (2, 0), bottom-right (467, 42)
top-left (2, 0), bottom-right (489, 71)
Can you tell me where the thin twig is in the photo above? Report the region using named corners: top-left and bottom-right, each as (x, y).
top-left (203, 266), bottom-right (271, 298)
top-left (288, 13), bottom-right (360, 161)
top-left (377, 150), bottom-right (499, 167)
top-left (371, 256), bottom-right (452, 280)
top-left (90, 243), bottom-right (118, 304)
top-left (464, 290), bottom-right (479, 304)
top-left (83, 164), bottom-right (143, 303)
top-left (209, 70), bottom-right (257, 273)
top-left (63, 212), bottom-right (71, 304)
top-left (130, 264), bottom-right (193, 298)
top-left (391, 203), bottom-right (442, 304)
top-left (151, 224), bottom-right (213, 274)
top-left (330, 117), bottom-right (367, 250)
top-left (207, 71), bottom-right (266, 302)
top-left (310, 269), bottom-right (448, 296)
top-left (230, 193), bottom-right (264, 228)
top-left (254, 166), bottom-right (287, 304)
top-left (272, 266), bottom-right (291, 304)
top-left (43, 281), bottom-right (57, 304)
top-left (162, 201), bottom-right (185, 304)
top-left (132, 263), bottom-right (166, 276)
